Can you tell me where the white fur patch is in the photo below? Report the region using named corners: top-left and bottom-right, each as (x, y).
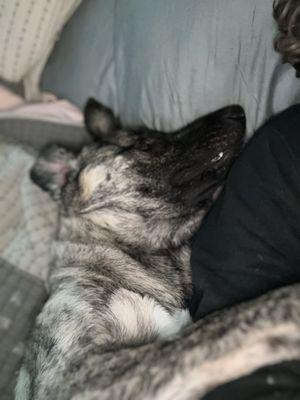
top-left (80, 166), bottom-right (107, 200)
top-left (108, 289), bottom-right (191, 340)
top-left (153, 308), bottom-right (191, 339)
top-left (85, 209), bottom-right (143, 230)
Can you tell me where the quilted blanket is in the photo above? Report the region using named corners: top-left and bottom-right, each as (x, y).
top-left (0, 118), bottom-right (89, 399)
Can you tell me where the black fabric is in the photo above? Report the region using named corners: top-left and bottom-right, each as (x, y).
top-left (190, 104), bottom-right (300, 319)
top-left (204, 361), bottom-right (300, 400)
top-left (189, 104), bottom-right (300, 399)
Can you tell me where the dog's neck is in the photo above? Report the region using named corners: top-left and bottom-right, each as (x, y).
top-left (51, 213), bottom-right (194, 310)
top-left (57, 212), bottom-right (194, 267)
top-left (58, 206), bottom-right (207, 250)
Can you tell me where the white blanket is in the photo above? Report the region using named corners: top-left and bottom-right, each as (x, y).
top-left (0, 142), bottom-right (57, 281)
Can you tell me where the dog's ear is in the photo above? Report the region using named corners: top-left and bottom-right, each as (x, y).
top-left (84, 98), bottom-right (142, 147)
top-left (84, 98), bottom-right (120, 140)
top-left (30, 145), bottom-right (76, 200)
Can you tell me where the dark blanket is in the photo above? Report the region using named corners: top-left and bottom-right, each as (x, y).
top-left (190, 105), bottom-right (300, 399)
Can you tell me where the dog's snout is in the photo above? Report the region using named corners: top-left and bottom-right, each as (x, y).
top-left (224, 105), bottom-right (245, 122)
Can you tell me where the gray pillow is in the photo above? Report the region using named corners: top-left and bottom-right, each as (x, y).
top-left (42, 0), bottom-right (300, 137)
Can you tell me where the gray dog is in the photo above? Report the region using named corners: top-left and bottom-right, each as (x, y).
top-left (15, 100), bottom-right (300, 400)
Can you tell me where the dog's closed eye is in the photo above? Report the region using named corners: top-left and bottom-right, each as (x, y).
top-left (79, 165), bottom-right (109, 201)
top-left (211, 152), bottom-right (224, 163)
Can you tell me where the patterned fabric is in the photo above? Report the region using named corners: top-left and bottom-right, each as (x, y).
top-left (0, 141), bottom-right (57, 280)
top-left (0, 118), bottom-right (89, 398)
top-left (0, 117), bottom-right (90, 152)
top-left (0, 259), bottom-right (47, 400)
top-left (0, 0), bottom-right (82, 100)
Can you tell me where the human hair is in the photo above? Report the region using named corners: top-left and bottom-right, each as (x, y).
top-left (273, 0), bottom-right (300, 77)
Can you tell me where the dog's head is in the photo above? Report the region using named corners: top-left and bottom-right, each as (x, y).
top-left (31, 99), bottom-right (245, 248)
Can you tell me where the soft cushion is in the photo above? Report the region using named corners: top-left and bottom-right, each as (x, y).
top-left (0, 0), bottom-right (81, 100)
top-left (42, 0), bottom-right (300, 137)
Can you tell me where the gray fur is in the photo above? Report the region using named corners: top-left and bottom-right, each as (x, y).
top-left (15, 101), bottom-right (300, 399)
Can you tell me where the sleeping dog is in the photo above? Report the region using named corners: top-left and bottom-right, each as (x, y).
top-left (15, 100), bottom-right (300, 399)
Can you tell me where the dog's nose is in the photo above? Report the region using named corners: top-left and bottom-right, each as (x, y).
top-left (224, 105), bottom-right (245, 122)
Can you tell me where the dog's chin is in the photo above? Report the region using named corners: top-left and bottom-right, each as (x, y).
top-left (205, 152), bottom-right (238, 180)
top-left (196, 155), bottom-right (238, 202)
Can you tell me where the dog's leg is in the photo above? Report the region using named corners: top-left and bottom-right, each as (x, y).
top-left (153, 322), bottom-right (300, 400)
top-left (68, 284), bottom-right (300, 400)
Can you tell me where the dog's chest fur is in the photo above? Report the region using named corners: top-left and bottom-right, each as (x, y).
top-left (48, 224), bottom-right (193, 350)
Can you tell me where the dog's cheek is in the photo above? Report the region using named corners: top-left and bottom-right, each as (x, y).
top-left (30, 158), bottom-right (71, 197)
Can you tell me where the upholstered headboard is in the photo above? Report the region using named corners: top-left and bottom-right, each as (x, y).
top-left (0, 0), bottom-right (81, 100)
top-left (42, 0), bottom-right (300, 137)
